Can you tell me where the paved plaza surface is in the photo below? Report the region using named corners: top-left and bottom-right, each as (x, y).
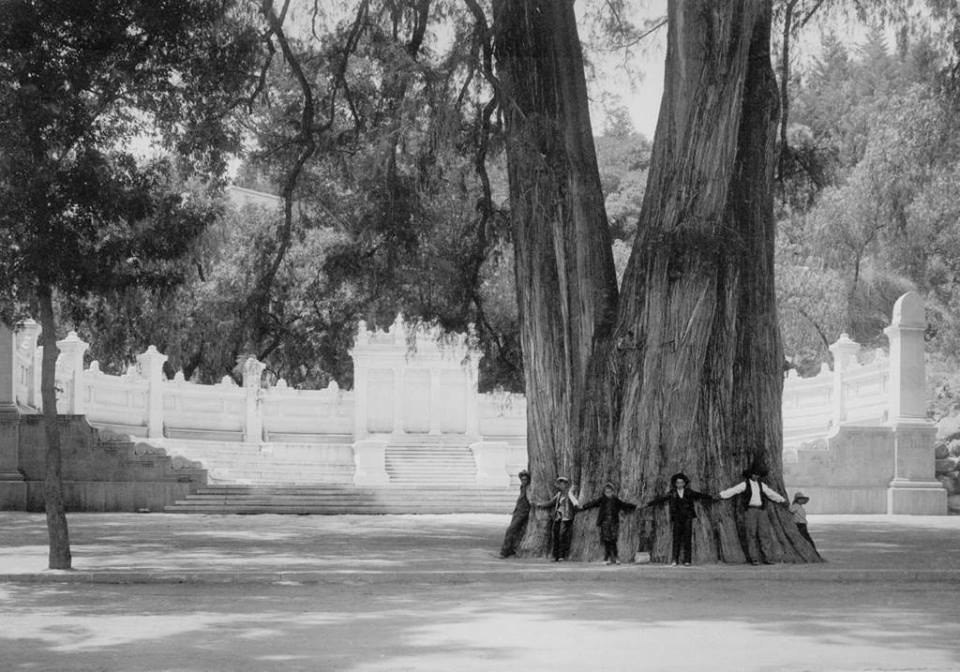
top-left (2, 512), bottom-right (960, 671)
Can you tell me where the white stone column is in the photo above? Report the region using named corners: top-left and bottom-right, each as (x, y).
top-left (883, 292), bottom-right (945, 514)
top-left (465, 353), bottom-right (481, 438)
top-left (0, 323), bottom-right (23, 481)
top-left (428, 368), bottom-right (441, 435)
top-left (349, 321), bottom-right (369, 440)
top-left (17, 320), bottom-right (41, 408)
top-left (828, 333), bottom-right (860, 428)
top-left (241, 356), bottom-right (266, 444)
top-left (57, 331), bottom-right (89, 415)
top-left (391, 364), bottom-right (404, 435)
top-left (137, 345), bottom-right (168, 438)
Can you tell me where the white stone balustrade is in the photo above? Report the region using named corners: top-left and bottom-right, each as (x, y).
top-left (1, 295), bottom-right (943, 510)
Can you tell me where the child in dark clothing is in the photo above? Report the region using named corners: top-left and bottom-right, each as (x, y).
top-left (643, 472), bottom-right (714, 566)
top-left (579, 482), bottom-right (638, 564)
top-left (499, 470), bottom-right (532, 558)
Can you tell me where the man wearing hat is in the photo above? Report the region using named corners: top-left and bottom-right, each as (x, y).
top-left (719, 464), bottom-right (787, 565)
top-left (537, 476), bottom-right (580, 561)
top-left (643, 472), bottom-right (714, 566)
top-left (499, 469), bottom-right (533, 558)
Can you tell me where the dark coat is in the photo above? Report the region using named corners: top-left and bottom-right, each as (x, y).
top-left (646, 488), bottom-right (711, 522)
top-left (580, 495), bottom-right (637, 541)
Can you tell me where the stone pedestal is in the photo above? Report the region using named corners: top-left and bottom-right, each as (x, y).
top-left (883, 293), bottom-right (946, 514)
top-left (470, 440), bottom-right (509, 487)
top-left (887, 420), bottom-right (946, 514)
top-left (353, 438), bottom-right (390, 486)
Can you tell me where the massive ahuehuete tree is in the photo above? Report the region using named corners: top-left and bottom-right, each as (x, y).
top-left (491, 0), bottom-right (820, 563)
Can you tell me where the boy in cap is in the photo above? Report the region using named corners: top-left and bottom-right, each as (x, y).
top-left (789, 491), bottom-right (818, 553)
top-left (579, 482), bottom-right (638, 564)
top-left (499, 469), bottom-right (533, 558)
top-left (643, 472), bottom-right (714, 566)
top-left (537, 476), bottom-right (580, 561)
top-left (719, 464), bottom-right (787, 565)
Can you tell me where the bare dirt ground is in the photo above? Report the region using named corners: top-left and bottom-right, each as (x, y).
top-left (2, 512), bottom-right (959, 671)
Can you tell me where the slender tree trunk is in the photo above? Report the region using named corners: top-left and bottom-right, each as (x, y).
top-left (38, 284), bottom-right (71, 570)
top-left (491, 0), bottom-right (619, 554)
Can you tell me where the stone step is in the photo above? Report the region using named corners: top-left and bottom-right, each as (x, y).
top-left (165, 484), bottom-right (516, 514)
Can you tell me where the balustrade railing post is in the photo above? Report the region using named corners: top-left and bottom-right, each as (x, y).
top-left (57, 331), bottom-right (89, 415)
top-left (828, 333), bottom-right (860, 429)
top-left (137, 345), bottom-right (168, 438)
top-left (241, 357), bottom-right (266, 443)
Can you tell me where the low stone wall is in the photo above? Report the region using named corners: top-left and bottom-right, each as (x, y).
top-left (785, 423), bottom-right (945, 514)
top-left (1, 414), bottom-right (206, 512)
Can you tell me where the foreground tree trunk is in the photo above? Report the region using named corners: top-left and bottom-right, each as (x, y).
top-left (491, 0), bottom-right (619, 554)
top-left (38, 285), bottom-right (72, 570)
top-left (493, 0), bottom-right (819, 563)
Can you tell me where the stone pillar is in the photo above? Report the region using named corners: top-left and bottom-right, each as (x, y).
top-left (57, 331), bottom-right (89, 415)
top-left (828, 333), bottom-right (860, 428)
top-left (391, 364), bottom-right (404, 436)
top-left (353, 438), bottom-right (390, 485)
top-left (349, 321), bottom-right (369, 440)
top-left (883, 292), bottom-right (945, 514)
top-left (428, 369), bottom-right (441, 435)
top-left (464, 353), bottom-right (481, 439)
top-left (137, 345), bottom-right (168, 439)
top-left (18, 320), bottom-right (41, 408)
top-left (0, 323), bottom-right (24, 488)
top-left (470, 440), bottom-right (509, 487)
top-left (241, 357), bottom-right (266, 444)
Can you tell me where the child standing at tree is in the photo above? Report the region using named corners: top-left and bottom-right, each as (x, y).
top-left (579, 482), bottom-right (638, 564)
top-left (537, 476), bottom-right (580, 561)
top-left (643, 472), bottom-right (714, 566)
top-left (789, 491), bottom-right (818, 553)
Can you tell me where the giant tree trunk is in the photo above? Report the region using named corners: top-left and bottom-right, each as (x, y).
top-left (608, 0), bottom-right (816, 564)
top-left (493, 0), bottom-right (818, 563)
top-left (491, 0), bottom-right (619, 554)
top-left (38, 284), bottom-right (71, 570)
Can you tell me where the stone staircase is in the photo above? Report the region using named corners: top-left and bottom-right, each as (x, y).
top-left (385, 436), bottom-right (478, 486)
top-left (163, 484), bottom-right (516, 514)
top-left (163, 433), bottom-right (520, 514)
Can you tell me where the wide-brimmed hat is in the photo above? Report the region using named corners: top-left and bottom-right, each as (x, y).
top-left (670, 472), bottom-right (689, 486)
top-left (793, 491), bottom-right (809, 503)
top-left (555, 476), bottom-right (570, 484)
top-left (742, 461), bottom-right (768, 478)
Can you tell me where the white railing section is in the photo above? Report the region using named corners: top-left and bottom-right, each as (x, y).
top-left (6, 299), bottom-right (919, 453)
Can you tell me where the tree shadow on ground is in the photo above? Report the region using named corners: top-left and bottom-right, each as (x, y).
top-left (1, 578), bottom-right (957, 672)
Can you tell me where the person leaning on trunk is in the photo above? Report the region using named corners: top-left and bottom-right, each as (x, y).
top-left (499, 469), bottom-right (532, 558)
top-left (719, 464), bottom-right (786, 565)
top-left (535, 476), bottom-right (580, 562)
top-left (578, 482), bottom-right (638, 565)
top-left (642, 472), bottom-right (715, 566)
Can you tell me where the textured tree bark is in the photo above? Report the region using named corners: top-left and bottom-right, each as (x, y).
top-left (494, 0), bottom-right (819, 563)
top-left (491, 0), bottom-right (619, 554)
top-left (38, 284), bottom-right (72, 570)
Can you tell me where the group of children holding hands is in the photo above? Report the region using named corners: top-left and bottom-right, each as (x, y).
top-left (500, 466), bottom-right (817, 565)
